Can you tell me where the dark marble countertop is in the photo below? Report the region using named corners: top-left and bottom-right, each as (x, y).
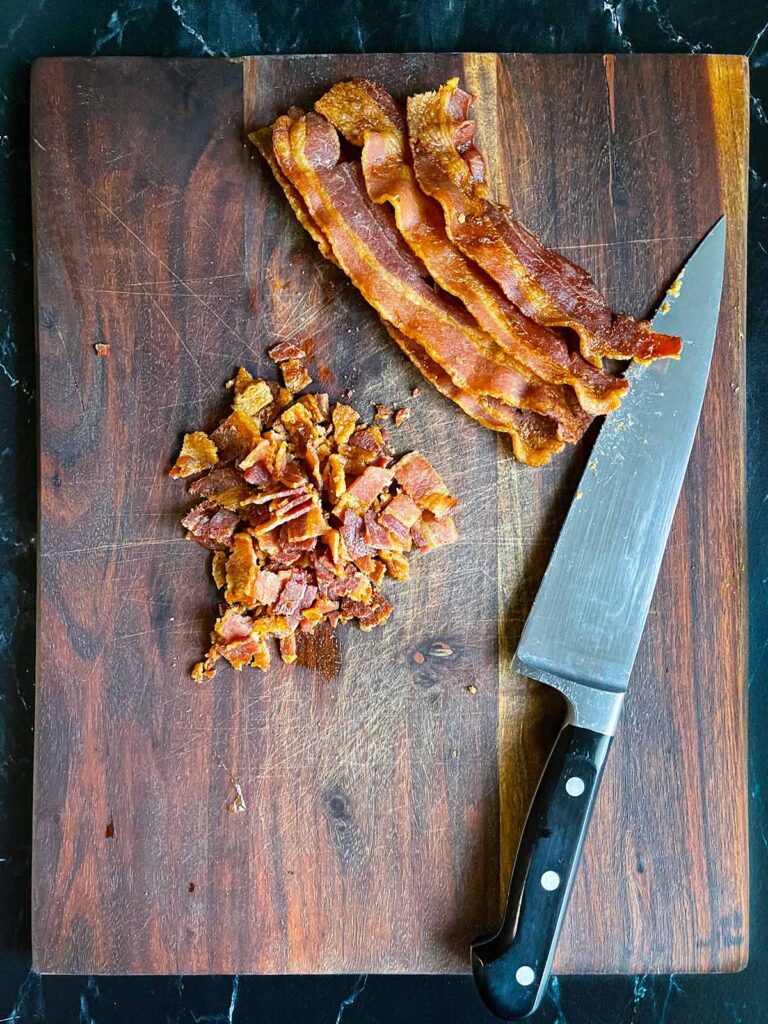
top-left (0, 1), bottom-right (765, 1021)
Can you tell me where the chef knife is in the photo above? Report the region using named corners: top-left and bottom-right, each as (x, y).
top-left (471, 216), bottom-right (728, 1020)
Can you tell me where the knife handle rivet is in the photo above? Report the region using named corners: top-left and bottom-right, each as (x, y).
top-left (515, 966), bottom-right (535, 986)
top-left (566, 777), bottom-right (585, 797)
top-left (541, 871), bottom-right (561, 891)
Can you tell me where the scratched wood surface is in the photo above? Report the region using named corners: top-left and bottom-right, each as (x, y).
top-left (31, 54), bottom-right (748, 975)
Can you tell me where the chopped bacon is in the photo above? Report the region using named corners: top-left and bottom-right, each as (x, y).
top-left (374, 404), bottom-right (391, 421)
top-left (216, 608), bottom-right (254, 641)
top-left (411, 512), bottom-right (458, 551)
top-left (333, 465), bottom-right (394, 516)
top-left (393, 452), bottom-right (457, 520)
top-left (406, 79), bottom-right (681, 366)
top-left (210, 410), bottom-right (261, 463)
top-left (182, 500), bottom-right (240, 550)
top-left (253, 568), bottom-right (282, 605)
top-left (170, 432), bottom-right (218, 479)
top-left (279, 633), bottom-right (298, 663)
top-left (282, 357), bottom-right (312, 393)
top-left (331, 402), bottom-right (359, 445)
top-left (172, 370), bottom-right (459, 677)
top-left (225, 533), bottom-right (259, 606)
top-left (211, 550), bottom-right (227, 588)
top-left (189, 465), bottom-right (245, 498)
top-left (394, 407), bottom-right (409, 426)
top-left (234, 379), bottom-right (273, 418)
top-left (269, 339), bottom-right (307, 363)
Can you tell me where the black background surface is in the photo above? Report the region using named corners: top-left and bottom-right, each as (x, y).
top-left (0, 1), bottom-right (765, 1021)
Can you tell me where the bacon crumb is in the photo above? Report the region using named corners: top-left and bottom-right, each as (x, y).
top-left (94, 343), bottom-right (109, 356)
top-left (394, 407), bottom-right (410, 427)
top-left (374, 404), bottom-right (391, 422)
top-left (412, 387), bottom-right (422, 397)
top-left (170, 369), bottom-right (458, 679)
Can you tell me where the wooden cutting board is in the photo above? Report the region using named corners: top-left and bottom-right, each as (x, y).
top-left (31, 53), bottom-right (748, 976)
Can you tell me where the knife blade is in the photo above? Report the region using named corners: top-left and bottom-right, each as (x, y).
top-left (471, 216), bottom-right (727, 1020)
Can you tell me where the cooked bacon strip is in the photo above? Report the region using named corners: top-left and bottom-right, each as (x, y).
top-left (316, 79), bottom-right (626, 415)
top-left (406, 79), bottom-right (681, 366)
top-left (269, 111), bottom-right (589, 441)
top-left (383, 324), bottom-right (563, 466)
top-left (250, 122), bottom-right (338, 266)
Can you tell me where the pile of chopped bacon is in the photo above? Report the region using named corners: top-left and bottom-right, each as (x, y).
top-left (251, 78), bottom-right (681, 466)
top-left (169, 368), bottom-right (458, 678)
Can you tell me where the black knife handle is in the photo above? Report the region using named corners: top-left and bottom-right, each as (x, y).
top-left (472, 723), bottom-right (613, 1020)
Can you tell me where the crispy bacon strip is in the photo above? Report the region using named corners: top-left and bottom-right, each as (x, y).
top-left (383, 324), bottom-right (563, 465)
top-left (316, 79), bottom-right (626, 415)
top-left (406, 79), bottom-right (682, 366)
top-left (269, 111), bottom-right (590, 442)
top-left (254, 119), bottom-right (568, 464)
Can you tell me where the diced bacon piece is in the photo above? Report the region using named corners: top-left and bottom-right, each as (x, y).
top-left (189, 466), bottom-right (245, 497)
top-left (380, 492), bottom-right (421, 528)
top-left (251, 613), bottom-right (293, 638)
top-left (286, 505), bottom-right (328, 542)
top-left (210, 409), bottom-right (261, 463)
top-left (380, 550), bottom-right (409, 580)
top-left (392, 452), bottom-right (457, 519)
top-left (182, 500), bottom-right (240, 550)
top-left (252, 568), bottom-right (282, 605)
top-left (298, 392), bottom-right (329, 423)
top-left (215, 608), bottom-right (254, 641)
top-left (324, 453), bottom-right (347, 505)
top-left (169, 431), bottom-right (218, 479)
top-left (282, 357), bottom-right (312, 393)
top-left (234, 379), bottom-right (273, 418)
top-left (251, 494), bottom-right (315, 536)
top-left (340, 585), bottom-right (393, 631)
top-left (211, 550), bottom-right (227, 589)
top-left (349, 574), bottom-right (373, 603)
top-left (412, 512), bottom-right (458, 551)
top-left (305, 444), bottom-right (323, 489)
top-left (363, 510), bottom-right (397, 550)
top-left (333, 465), bottom-right (394, 517)
top-left (394, 407), bottom-right (410, 427)
top-left (279, 633), bottom-right (298, 663)
top-left (374, 404), bottom-right (391, 421)
top-left (217, 636), bottom-right (269, 671)
top-left (331, 403), bottom-right (359, 445)
top-left (340, 510), bottom-right (372, 559)
top-left (368, 559), bottom-right (387, 586)
top-left (269, 340), bottom-right (307, 363)
top-left (225, 533), bottom-right (259, 606)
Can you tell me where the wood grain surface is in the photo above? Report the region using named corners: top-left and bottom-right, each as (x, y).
top-left (31, 54), bottom-right (748, 975)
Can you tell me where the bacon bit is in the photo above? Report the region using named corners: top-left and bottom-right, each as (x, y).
top-left (394, 407), bottom-right (410, 426)
top-left (269, 340), bottom-right (307, 363)
top-left (212, 550), bottom-right (227, 589)
top-left (94, 343), bottom-right (109, 356)
top-left (282, 357), bottom-right (312, 393)
top-left (225, 533), bottom-right (259, 606)
top-left (234, 379), bottom-right (274, 418)
top-left (331, 403), bottom-right (359, 445)
top-left (374, 403), bottom-right (391, 422)
top-left (170, 370), bottom-right (459, 678)
top-left (170, 432), bottom-right (218, 479)
top-left (279, 633), bottom-right (298, 663)
top-left (412, 387), bottom-right (422, 397)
